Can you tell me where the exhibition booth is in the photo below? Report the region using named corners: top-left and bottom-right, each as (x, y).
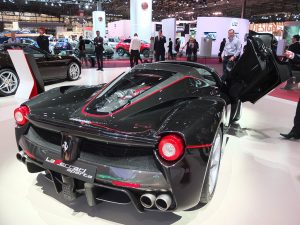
top-left (0, 1), bottom-right (300, 225)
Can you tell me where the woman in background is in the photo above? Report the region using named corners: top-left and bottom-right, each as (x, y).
top-left (78, 36), bottom-right (87, 65)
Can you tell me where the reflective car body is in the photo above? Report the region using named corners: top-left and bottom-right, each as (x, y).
top-left (0, 43), bottom-right (81, 96)
top-left (14, 33), bottom-right (291, 212)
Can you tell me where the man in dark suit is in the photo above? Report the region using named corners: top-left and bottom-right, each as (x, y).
top-left (282, 34), bottom-right (300, 89)
top-left (280, 50), bottom-right (300, 139)
top-left (154, 30), bottom-right (166, 61)
top-left (218, 38), bottom-right (226, 62)
top-left (94, 30), bottom-right (104, 71)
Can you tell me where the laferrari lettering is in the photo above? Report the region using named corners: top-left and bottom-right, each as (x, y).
top-left (45, 157), bottom-right (93, 179)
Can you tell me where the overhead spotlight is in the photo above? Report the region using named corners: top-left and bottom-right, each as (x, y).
top-left (58, 3), bottom-right (61, 6)
top-left (214, 1), bottom-right (216, 5)
top-left (226, 0), bottom-right (229, 3)
top-left (45, 1), bottom-right (48, 5)
top-left (25, 0), bottom-right (28, 3)
top-left (85, 4), bottom-right (89, 9)
top-left (51, 2), bottom-right (54, 6)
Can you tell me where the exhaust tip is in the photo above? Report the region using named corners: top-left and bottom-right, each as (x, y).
top-left (140, 193), bottom-right (156, 209)
top-left (21, 156), bottom-right (26, 164)
top-left (16, 153), bottom-right (22, 162)
top-left (155, 194), bottom-right (172, 211)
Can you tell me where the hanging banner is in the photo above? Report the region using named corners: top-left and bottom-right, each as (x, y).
top-left (130, 0), bottom-right (152, 42)
top-left (249, 22), bottom-right (284, 36)
top-left (92, 11), bottom-right (106, 38)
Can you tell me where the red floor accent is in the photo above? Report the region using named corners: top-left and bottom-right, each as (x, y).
top-left (269, 83), bottom-right (300, 102)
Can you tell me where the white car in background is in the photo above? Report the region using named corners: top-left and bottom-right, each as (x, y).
top-left (107, 37), bottom-right (120, 49)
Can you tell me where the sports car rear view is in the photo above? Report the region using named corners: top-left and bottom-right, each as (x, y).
top-left (14, 32), bottom-right (291, 212)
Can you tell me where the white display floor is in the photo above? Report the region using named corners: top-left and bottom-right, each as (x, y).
top-left (0, 68), bottom-right (299, 225)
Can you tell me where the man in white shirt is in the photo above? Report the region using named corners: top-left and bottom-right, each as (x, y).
top-left (221, 29), bottom-right (242, 81)
top-left (7, 31), bottom-right (20, 44)
top-left (129, 33), bottom-right (141, 67)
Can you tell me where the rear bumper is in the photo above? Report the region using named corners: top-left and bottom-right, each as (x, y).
top-left (16, 124), bottom-right (210, 212)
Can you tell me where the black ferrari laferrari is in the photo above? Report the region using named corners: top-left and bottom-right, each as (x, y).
top-left (14, 32), bottom-right (290, 212)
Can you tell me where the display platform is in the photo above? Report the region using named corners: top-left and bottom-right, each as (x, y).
top-left (0, 67), bottom-right (299, 225)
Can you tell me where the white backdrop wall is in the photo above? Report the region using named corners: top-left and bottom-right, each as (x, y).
top-left (196, 17), bottom-right (250, 56)
top-left (162, 18), bottom-right (176, 52)
top-left (130, 0), bottom-right (152, 42)
top-left (92, 11), bottom-right (106, 38)
top-left (107, 20), bottom-right (130, 39)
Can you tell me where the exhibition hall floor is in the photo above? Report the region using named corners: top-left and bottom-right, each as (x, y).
top-left (0, 67), bottom-right (300, 225)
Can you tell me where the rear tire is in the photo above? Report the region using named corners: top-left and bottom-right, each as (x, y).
top-left (67, 62), bottom-right (81, 81)
top-left (142, 49), bottom-right (150, 58)
top-left (74, 49), bottom-right (80, 57)
top-left (0, 68), bottom-right (19, 96)
top-left (200, 126), bottom-right (223, 204)
top-left (117, 48), bottom-right (125, 56)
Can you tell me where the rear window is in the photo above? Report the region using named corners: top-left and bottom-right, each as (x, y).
top-left (89, 69), bottom-right (175, 114)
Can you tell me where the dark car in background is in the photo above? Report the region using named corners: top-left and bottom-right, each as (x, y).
top-left (116, 39), bottom-right (150, 57)
top-left (13, 32), bottom-right (291, 212)
top-left (19, 37), bottom-right (39, 48)
top-left (74, 39), bottom-right (114, 59)
top-left (53, 41), bottom-right (73, 55)
top-left (0, 43), bottom-right (81, 96)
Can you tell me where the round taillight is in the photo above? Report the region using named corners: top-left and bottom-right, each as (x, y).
top-left (158, 134), bottom-right (185, 161)
top-left (14, 106), bottom-right (30, 126)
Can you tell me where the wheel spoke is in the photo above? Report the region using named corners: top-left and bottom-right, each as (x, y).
top-left (0, 74), bottom-right (7, 80)
top-left (6, 84), bottom-right (11, 92)
top-left (0, 82), bottom-right (6, 90)
top-left (7, 72), bottom-right (12, 80)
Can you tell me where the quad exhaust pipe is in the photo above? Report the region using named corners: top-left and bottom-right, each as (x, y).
top-left (140, 193), bottom-right (156, 209)
top-left (16, 151), bottom-right (27, 164)
top-left (155, 194), bottom-right (172, 211)
top-left (140, 193), bottom-right (172, 211)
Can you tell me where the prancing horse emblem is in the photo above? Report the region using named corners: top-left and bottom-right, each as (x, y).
top-left (62, 141), bottom-right (69, 152)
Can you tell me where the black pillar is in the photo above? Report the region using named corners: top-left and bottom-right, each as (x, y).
top-left (241, 0), bottom-right (247, 18)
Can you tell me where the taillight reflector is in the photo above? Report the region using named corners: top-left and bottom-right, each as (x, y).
top-left (14, 106), bottom-right (30, 126)
top-left (158, 134), bottom-right (185, 161)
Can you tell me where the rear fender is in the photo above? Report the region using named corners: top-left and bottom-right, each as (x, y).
top-left (155, 97), bottom-right (226, 210)
top-left (157, 97), bottom-right (226, 146)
